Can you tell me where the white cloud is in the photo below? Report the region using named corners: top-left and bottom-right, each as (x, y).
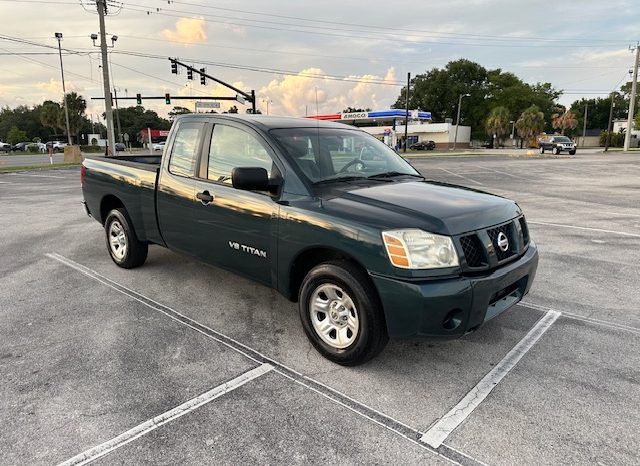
top-left (162, 18), bottom-right (207, 45)
top-left (258, 67), bottom-right (400, 116)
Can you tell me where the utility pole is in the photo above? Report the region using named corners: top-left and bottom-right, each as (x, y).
top-left (97, 0), bottom-right (116, 155)
top-left (55, 33), bottom-right (72, 145)
top-left (624, 44), bottom-right (639, 151)
top-left (581, 103), bottom-right (588, 148)
top-left (453, 93), bottom-right (470, 151)
top-left (403, 72), bottom-right (410, 153)
top-left (605, 94), bottom-right (615, 152)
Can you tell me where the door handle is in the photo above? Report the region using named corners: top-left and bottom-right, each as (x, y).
top-left (196, 190), bottom-right (214, 205)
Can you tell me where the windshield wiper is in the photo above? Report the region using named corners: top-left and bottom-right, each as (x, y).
top-left (367, 171), bottom-right (424, 180)
top-left (314, 175), bottom-right (368, 185)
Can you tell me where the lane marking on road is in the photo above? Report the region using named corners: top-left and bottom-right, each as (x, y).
top-left (520, 301), bottom-right (640, 335)
top-left (45, 252), bottom-right (467, 465)
top-left (435, 168), bottom-right (484, 185)
top-left (420, 310), bottom-right (561, 449)
top-left (57, 364), bottom-right (273, 466)
top-left (471, 164), bottom-right (528, 179)
top-left (527, 220), bottom-right (640, 238)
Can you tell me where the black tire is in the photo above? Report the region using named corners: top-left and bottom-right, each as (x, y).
top-left (553, 146), bottom-right (560, 155)
top-left (104, 208), bottom-right (148, 269)
top-left (539, 146), bottom-right (545, 154)
top-left (569, 150), bottom-right (576, 155)
top-left (298, 261), bottom-right (388, 366)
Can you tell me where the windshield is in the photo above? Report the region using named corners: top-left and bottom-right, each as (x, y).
top-left (553, 136), bottom-right (571, 142)
top-left (271, 127), bottom-right (421, 183)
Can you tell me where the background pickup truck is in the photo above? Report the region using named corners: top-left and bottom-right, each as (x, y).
top-left (538, 135), bottom-right (577, 155)
top-left (82, 114), bottom-right (538, 365)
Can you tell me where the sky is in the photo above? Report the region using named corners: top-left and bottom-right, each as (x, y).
top-left (0, 0), bottom-right (639, 121)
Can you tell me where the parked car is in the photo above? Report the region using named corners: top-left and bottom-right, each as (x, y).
top-left (409, 140), bottom-right (436, 151)
top-left (114, 142), bottom-right (126, 152)
top-left (81, 114), bottom-right (538, 365)
top-left (0, 141), bottom-right (12, 152)
top-left (12, 141), bottom-right (32, 151)
top-left (45, 141), bottom-right (67, 152)
top-left (538, 136), bottom-right (576, 155)
top-left (152, 141), bottom-right (166, 151)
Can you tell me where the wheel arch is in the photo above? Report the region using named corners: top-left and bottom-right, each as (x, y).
top-left (99, 194), bottom-right (125, 225)
top-left (284, 246), bottom-right (378, 304)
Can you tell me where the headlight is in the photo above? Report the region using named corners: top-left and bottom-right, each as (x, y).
top-left (382, 229), bottom-right (459, 269)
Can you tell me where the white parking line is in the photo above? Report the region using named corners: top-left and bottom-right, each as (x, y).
top-left (436, 168), bottom-right (484, 185)
top-left (420, 310), bottom-right (561, 449)
top-left (528, 220), bottom-right (640, 238)
top-left (520, 301), bottom-right (640, 336)
top-left (57, 364), bottom-right (273, 466)
top-left (45, 252), bottom-right (464, 465)
top-left (9, 173), bottom-right (67, 179)
top-left (471, 165), bottom-right (527, 179)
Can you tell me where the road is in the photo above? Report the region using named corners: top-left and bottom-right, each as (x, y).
top-left (0, 153), bottom-right (638, 465)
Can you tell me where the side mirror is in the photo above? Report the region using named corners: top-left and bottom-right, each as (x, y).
top-left (231, 167), bottom-right (270, 192)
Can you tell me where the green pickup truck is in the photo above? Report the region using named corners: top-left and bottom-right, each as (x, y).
top-left (81, 114), bottom-right (538, 365)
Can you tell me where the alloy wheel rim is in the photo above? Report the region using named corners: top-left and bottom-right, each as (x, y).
top-left (309, 283), bottom-right (359, 349)
top-left (108, 220), bottom-right (127, 260)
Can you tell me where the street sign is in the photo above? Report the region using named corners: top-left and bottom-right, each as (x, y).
top-left (236, 94), bottom-right (246, 105)
top-left (195, 101), bottom-right (221, 109)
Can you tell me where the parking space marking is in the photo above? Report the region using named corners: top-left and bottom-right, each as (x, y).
top-left (528, 221), bottom-right (640, 238)
top-left (520, 301), bottom-right (640, 335)
top-left (420, 310), bottom-right (561, 449)
top-left (471, 165), bottom-right (528, 179)
top-left (57, 364), bottom-right (273, 466)
top-left (46, 252), bottom-right (470, 465)
top-left (435, 168), bottom-right (484, 185)
top-left (8, 172), bottom-right (67, 179)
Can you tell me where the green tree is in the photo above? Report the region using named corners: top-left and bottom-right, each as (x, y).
top-left (635, 111), bottom-right (640, 130)
top-left (6, 126), bottom-right (27, 145)
top-left (485, 106), bottom-right (511, 145)
top-left (58, 92), bottom-right (86, 143)
top-left (515, 105), bottom-right (545, 147)
top-left (40, 102), bottom-right (61, 134)
top-left (168, 106), bottom-right (192, 121)
top-left (341, 107), bottom-right (371, 113)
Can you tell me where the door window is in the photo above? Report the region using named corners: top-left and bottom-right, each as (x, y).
top-left (207, 124), bottom-right (272, 183)
top-left (168, 123), bottom-right (204, 177)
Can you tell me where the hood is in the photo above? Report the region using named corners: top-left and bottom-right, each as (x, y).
top-left (324, 180), bottom-right (520, 236)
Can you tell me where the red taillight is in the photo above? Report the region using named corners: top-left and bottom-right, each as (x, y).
top-left (80, 164), bottom-right (86, 188)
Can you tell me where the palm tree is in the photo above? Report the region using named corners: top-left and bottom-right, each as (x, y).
top-left (40, 102), bottom-right (61, 133)
top-left (485, 106), bottom-right (510, 147)
top-left (551, 109), bottom-right (578, 135)
top-left (516, 105), bottom-right (545, 147)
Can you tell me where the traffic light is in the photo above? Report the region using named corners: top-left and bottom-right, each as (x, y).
top-left (200, 68), bottom-right (206, 85)
top-left (136, 93), bottom-right (142, 105)
top-left (165, 93), bottom-right (171, 105)
top-left (170, 59), bottom-right (177, 74)
top-left (187, 68), bottom-right (193, 80)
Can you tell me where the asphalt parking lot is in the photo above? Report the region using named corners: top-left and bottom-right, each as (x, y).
top-left (1, 152), bottom-right (639, 465)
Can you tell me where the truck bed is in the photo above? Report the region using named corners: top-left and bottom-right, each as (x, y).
top-left (84, 154), bottom-right (161, 171)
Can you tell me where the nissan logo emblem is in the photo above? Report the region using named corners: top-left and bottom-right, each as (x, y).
top-left (496, 232), bottom-right (509, 252)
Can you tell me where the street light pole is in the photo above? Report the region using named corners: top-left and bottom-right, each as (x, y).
top-left (453, 93), bottom-right (470, 151)
top-left (55, 33), bottom-right (72, 145)
top-left (96, 0), bottom-right (116, 155)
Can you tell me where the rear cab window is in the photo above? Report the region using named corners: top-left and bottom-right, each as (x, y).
top-left (168, 122), bottom-right (205, 178)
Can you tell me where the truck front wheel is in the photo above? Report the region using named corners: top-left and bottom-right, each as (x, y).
top-left (299, 261), bottom-right (388, 365)
top-left (104, 208), bottom-right (148, 269)
top-left (539, 146), bottom-right (545, 154)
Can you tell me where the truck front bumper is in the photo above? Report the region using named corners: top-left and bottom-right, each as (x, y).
top-left (370, 241), bottom-right (539, 338)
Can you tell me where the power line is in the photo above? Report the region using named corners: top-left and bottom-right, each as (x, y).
top-left (119, 3), bottom-right (627, 49)
top-left (149, 0), bottom-right (633, 45)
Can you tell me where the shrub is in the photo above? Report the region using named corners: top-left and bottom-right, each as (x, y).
top-left (599, 131), bottom-right (624, 147)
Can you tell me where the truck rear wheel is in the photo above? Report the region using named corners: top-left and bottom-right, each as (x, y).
top-left (104, 208), bottom-right (148, 269)
top-left (298, 261), bottom-right (388, 365)
top-left (553, 146), bottom-right (560, 155)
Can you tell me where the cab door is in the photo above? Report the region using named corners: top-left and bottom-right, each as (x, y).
top-left (191, 121), bottom-right (282, 286)
top-left (156, 120), bottom-right (206, 255)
